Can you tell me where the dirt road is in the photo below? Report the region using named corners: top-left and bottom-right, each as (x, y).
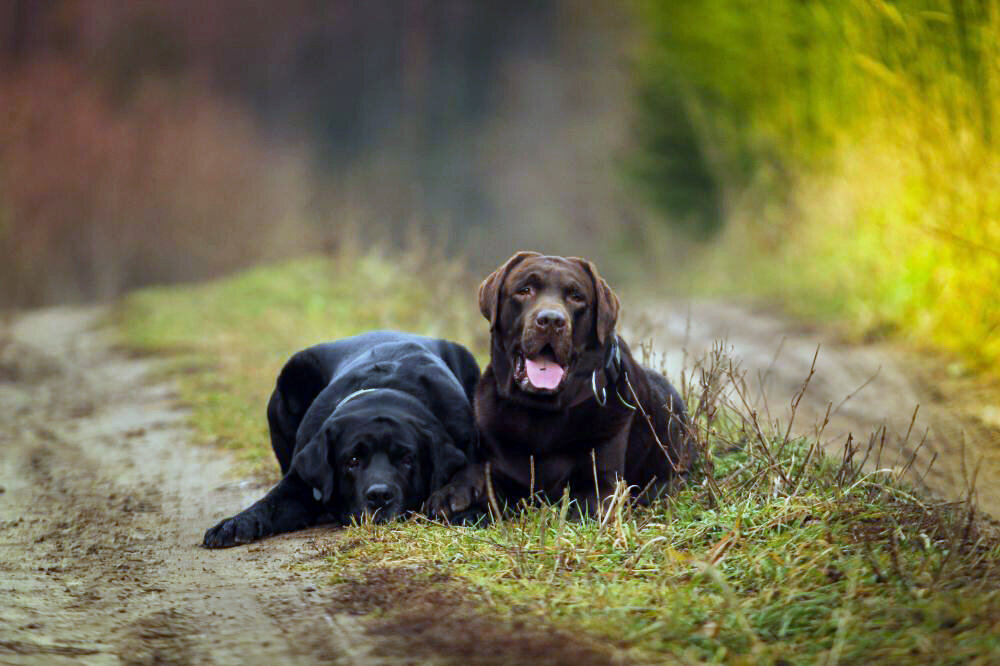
top-left (1, 302), bottom-right (997, 664)
top-left (0, 307), bottom-right (388, 664)
top-left (633, 301), bottom-right (1000, 518)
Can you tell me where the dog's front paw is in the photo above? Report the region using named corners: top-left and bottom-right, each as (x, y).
top-left (425, 481), bottom-right (483, 521)
top-left (202, 512), bottom-right (267, 549)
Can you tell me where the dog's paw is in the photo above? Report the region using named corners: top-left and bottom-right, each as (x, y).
top-left (425, 481), bottom-right (483, 521)
top-left (202, 512), bottom-right (266, 549)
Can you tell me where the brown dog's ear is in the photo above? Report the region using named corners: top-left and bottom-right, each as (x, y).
top-left (478, 251), bottom-right (541, 330)
top-left (572, 257), bottom-right (620, 345)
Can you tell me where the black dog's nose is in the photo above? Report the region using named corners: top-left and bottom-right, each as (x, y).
top-left (365, 484), bottom-right (397, 508)
top-left (535, 309), bottom-right (567, 330)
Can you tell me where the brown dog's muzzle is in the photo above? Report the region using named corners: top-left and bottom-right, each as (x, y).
top-left (516, 302), bottom-right (574, 393)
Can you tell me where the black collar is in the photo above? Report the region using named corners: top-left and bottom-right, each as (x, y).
top-left (588, 334), bottom-right (629, 408)
top-left (603, 334), bottom-right (624, 388)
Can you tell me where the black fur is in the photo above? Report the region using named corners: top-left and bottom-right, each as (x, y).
top-left (203, 331), bottom-right (480, 548)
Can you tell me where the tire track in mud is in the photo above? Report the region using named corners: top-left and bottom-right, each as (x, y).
top-left (633, 301), bottom-right (1000, 518)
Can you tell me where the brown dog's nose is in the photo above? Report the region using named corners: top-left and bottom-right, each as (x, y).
top-left (535, 309), bottom-right (567, 330)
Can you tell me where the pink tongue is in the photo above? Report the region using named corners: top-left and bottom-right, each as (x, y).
top-left (525, 357), bottom-right (565, 390)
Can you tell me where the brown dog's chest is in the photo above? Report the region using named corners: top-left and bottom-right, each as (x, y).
top-left (480, 398), bottom-right (630, 452)
top-left (475, 369), bottom-right (635, 495)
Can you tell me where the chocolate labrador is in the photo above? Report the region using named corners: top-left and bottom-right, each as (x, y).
top-left (204, 331), bottom-right (480, 548)
top-left (428, 252), bottom-right (694, 519)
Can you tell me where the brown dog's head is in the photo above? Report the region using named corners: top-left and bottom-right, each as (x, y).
top-left (479, 252), bottom-right (620, 406)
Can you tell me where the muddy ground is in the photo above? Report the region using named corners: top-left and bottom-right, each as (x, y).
top-left (0, 307), bottom-right (381, 664)
top-left (1, 303), bottom-right (997, 664)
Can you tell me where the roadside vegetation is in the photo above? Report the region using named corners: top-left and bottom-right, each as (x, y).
top-left (632, 0), bottom-right (1000, 374)
top-left (118, 254), bottom-right (1000, 663)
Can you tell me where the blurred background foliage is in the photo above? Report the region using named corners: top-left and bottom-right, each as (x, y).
top-left (633, 0), bottom-right (1000, 370)
top-left (0, 0), bottom-right (997, 371)
top-left (0, 0), bottom-right (638, 304)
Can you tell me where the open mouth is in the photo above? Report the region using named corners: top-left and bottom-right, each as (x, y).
top-left (514, 344), bottom-right (567, 393)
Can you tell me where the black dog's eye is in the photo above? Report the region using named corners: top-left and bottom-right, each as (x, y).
top-left (399, 454), bottom-right (414, 468)
top-left (347, 456), bottom-right (361, 470)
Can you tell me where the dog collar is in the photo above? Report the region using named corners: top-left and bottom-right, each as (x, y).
top-left (604, 334), bottom-right (623, 384)
top-left (591, 334), bottom-right (635, 409)
top-left (334, 387), bottom-right (380, 412)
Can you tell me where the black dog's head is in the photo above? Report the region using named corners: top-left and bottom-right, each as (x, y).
top-left (478, 251), bottom-right (620, 408)
top-left (291, 389), bottom-right (467, 523)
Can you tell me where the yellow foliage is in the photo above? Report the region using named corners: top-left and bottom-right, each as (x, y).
top-left (677, 0), bottom-right (1000, 372)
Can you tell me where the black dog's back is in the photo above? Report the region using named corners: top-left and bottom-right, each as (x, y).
top-left (267, 331), bottom-right (480, 474)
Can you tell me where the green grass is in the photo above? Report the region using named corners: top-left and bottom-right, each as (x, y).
top-left (324, 457), bottom-right (1000, 663)
top-left (116, 254), bottom-right (1000, 663)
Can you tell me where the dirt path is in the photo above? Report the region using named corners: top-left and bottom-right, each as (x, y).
top-left (0, 307), bottom-right (383, 665)
top-left (633, 301), bottom-right (1000, 518)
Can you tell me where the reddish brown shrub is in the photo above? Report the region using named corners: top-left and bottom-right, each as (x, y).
top-left (0, 59), bottom-right (314, 306)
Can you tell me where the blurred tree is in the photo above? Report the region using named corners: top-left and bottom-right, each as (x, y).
top-left (629, 76), bottom-right (722, 238)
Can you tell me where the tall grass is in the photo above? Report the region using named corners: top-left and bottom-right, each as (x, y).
top-left (634, 0), bottom-right (1000, 371)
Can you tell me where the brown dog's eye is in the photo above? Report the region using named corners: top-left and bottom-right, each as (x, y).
top-left (515, 286), bottom-right (532, 297)
top-left (568, 290), bottom-right (586, 304)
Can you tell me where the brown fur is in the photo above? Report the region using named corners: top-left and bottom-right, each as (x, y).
top-left (428, 253), bottom-right (694, 519)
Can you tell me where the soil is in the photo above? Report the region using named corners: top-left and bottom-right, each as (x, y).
top-left (1, 302), bottom-right (996, 664)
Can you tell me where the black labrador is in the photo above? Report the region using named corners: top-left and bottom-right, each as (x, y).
top-left (203, 331), bottom-right (480, 548)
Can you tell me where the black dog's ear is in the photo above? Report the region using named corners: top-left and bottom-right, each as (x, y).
top-left (571, 257), bottom-right (620, 345)
top-left (290, 427), bottom-right (337, 505)
top-left (478, 251), bottom-right (541, 330)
